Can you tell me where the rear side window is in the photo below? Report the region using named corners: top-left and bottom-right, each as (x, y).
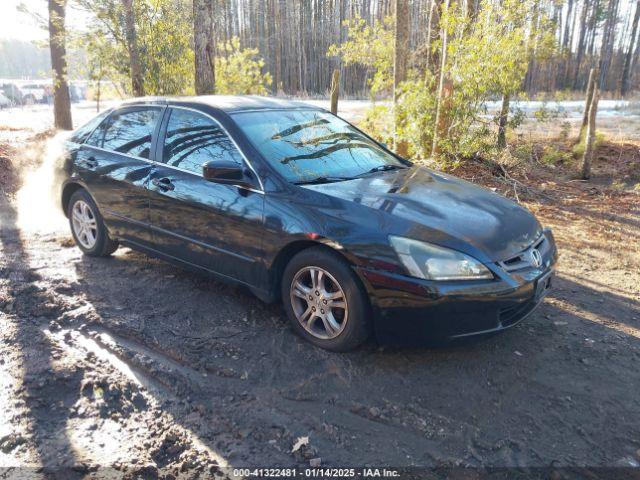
top-left (91, 108), bottom-right (161, 159)
top-left (163, 108), bottom-right (243, 174)
top-left (70, 110), bottom-right (111, 144)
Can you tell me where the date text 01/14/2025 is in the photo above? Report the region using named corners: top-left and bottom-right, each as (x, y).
top-left (231, 467), bottom-right (401, 477)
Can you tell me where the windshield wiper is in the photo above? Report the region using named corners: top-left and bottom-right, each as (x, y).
top-left (354, 164), bottom-right (406, 178)
top-left (294, 165), bottom-right (407, 185)
top-left (294, 175), bottom-right (354, 185)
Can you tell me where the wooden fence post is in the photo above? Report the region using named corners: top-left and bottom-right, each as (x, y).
top-left (330, 69), bottom-right (340, 115)
top-left (496, 93), bottom-right (510, 149)
top-left (581, 87), bottom-right (599, 180)
top-left (581, 68), bottom-right (596, 134)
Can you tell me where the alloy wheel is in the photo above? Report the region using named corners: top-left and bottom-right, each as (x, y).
top-left (290, 266), bottom-right (348, 339)
top-left (71, 200), bottom-right (98, 249)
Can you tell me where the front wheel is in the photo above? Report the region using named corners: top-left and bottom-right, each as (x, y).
top-left (281, 247), bottom-right (370, 351)
top-left (68, 189), bottom-right (119, 257)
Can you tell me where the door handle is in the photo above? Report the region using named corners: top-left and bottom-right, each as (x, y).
top-left (151, 177), bottom-right (175, 191)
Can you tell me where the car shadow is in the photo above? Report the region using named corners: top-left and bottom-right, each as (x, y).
top-left (1, 191), bottom-right (235, 475)
top-left (0, 192), bottom-right (85, 478)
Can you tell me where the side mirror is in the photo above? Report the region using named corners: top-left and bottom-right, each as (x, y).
top-left (202, 160), bottom-right (251, 188)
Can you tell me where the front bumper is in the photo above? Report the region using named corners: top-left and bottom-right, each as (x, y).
top-left (356, 240), bottom-right (557, 346)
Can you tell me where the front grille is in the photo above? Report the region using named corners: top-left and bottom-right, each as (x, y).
top-left (498, 234), bottom-right (550, 273)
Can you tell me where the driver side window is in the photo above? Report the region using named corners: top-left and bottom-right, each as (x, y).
top-left (163, 108), bottom-right (243, 175)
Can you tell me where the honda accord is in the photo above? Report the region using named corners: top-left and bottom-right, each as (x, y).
top-left (58, 96), bottom-right (557, 351)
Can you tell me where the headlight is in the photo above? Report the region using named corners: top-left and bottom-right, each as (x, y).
top-left (389, 236), bottom-right (493, 281)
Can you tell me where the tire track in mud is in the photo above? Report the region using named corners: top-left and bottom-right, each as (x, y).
top-left (45, 326), bottom-right (228, 469)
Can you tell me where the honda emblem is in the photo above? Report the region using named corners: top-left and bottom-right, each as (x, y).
top-left (530, 248), bottom-right (543, 268)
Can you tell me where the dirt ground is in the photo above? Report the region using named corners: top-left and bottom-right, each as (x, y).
top-left (0, 108), bottom-right (639, 478)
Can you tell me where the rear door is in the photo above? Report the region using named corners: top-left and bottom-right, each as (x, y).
top-left (147, 107), bottom-right (265, 284)
top-left (80, 106), bottom-right (164, 246)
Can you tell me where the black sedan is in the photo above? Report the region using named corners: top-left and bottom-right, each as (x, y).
top-left (58, 96), bottom-right (557, 351)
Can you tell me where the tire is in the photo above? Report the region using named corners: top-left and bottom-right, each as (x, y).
top-left (281, 246), bottom-right (370, 351)
top-left (67, 189), bottom-right (119, 257)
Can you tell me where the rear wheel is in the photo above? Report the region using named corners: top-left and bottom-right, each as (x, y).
top-left (68, 189), bottom-right (118, 257)
top-left (281, 247), bottom-right (370, 351)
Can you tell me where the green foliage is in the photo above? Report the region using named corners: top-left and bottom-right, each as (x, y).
top-left (437, 0), bottom-right (555, 158)
top-left (359, 75), bottom-right (440, 160)
top-left (394, 76), bottom-right (438, 159)
top-left (359, 104), bottom-right (395, 147)
top-left (507, 107), bottom-right (526, 131)
top-left (81, 33), bottom-right (120, 102)
top-left (610, 180), bottom-right (627, 191)
top-left (541, 146), bottom-right (572, 165)
top-left (215, 37), bottom-right (273, 95)
top-left (512, 143), bottom-right (535, 162)
top-left (572, 130), bottom-right (605, 157)
top-left (137, 0), bottom-right (194, 95)
top-left (330, 0), bottom-right (556, 162)
top-left (327, 16), bottom-right (395, 98)
top-left (76, 0), bottom-right (194, 96)
top-left (572, 137), bottom-right (585, 157)
top-left (553, 89), bottom-right (574, 101)
top-left (533, 103), bottom-right (567, 123)
top-left (78, 2), bottom-right (271, 97)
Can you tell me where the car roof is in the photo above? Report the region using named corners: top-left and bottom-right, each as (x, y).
top-left (120, 95), bottom-right (324, 114)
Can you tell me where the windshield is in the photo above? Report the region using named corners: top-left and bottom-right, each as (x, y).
top-left (232, 109), bottom-right (406, 183)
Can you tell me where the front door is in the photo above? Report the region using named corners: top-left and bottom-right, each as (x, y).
top-left (147, 107), bottom-right (264, 285)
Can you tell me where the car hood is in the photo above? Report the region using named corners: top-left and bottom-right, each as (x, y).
top-left (301, 166), bottom-right (542, 262)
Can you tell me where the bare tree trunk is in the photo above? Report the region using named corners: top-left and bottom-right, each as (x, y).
top-left (275, 0), bottom-right (285, 93)
top-left (497, 93), bottom-right (510, 149)
top-left (122, 0), bottom-right (144, 97)
top-left (394, 0), bottom-right (409, 156)
top-left (48, 0), bottom-right (72, 130)
top-left (194, 0), bottom-right (216, 95)
top-left (581, 68), bottom-right (596, 132)
top-left (587, 0), bottom-right (600, 57)
top-left (562, 0), bottom-right (574, 48)
top-left (620, 0), bottom-right (640, 96)
top-left (560, 0), bottom-right (575, 86)
top-left (581, 87), bottom-right (599, 180)
top-left (431, 0), bottom-right (450, 157)
top-left (427, 0), bottom-right (442, 70)
top-left (299, 3), bottom-right (307, 93)
top-left (572, 0), bottom-right (590, 89)
top-left (523, 0), bottom-right (540, 94)
top-left (598, 0), bottom-right (620, 88)
top-left (330, 69), bottom-right (339, 115)
top-left (563, 0), bottom-right (579, 87)
top-left (634, 19), bottom-right (640, 79)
